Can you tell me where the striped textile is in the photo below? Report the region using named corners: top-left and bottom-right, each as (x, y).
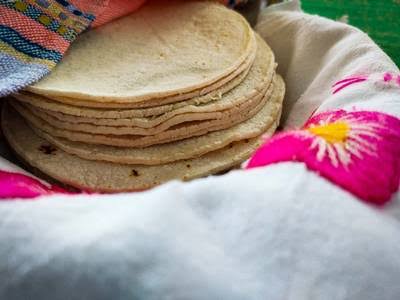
top-left (0, 0), bottom-right (248, 97)
top-left (0, 0), bottom-right (96, 96)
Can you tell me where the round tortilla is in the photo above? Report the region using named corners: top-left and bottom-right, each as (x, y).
top-left (2, 104), bottom-right (276, 192)
top-left (15, 34), bottom-right (274, 117)
top-left (12, 86), bottom-right (267, 147)
top-left (18, 35), bottom-right (275, 131)
top-left (44, 45), bottom-right (256, 109)
top-left (28, 76), bottom-right (284, 165)
top-left (17, 83), bottom-right (269, 136)
top-left (26, 0), bottom-right (256, 104)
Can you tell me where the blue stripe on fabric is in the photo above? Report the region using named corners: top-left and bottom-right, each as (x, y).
top-left (54, 0), bottom-right (95, 22)
top-left (71, 7), bottom-right (82, 16)
top-left (24, 5), bottom-right (42, 19)
top-left (86, 14), bottom-right (96, 21)
top-left (48, 20), bottom-right (60, 32)
top-left (0, 25), bottom-right (62, 62)
top-left (55, 0), bottom-right (70, 7)
top-left (0, 52), bottom-right (49, 97)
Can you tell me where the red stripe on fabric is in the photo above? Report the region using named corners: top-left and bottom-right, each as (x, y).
top-left (91, 0), bottom-right (147, 28)
top-left (0, 6), bottom-right (70, 53)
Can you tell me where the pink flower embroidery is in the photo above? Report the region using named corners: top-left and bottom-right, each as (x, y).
top-left (246, 110), bottom-right (400, 206)
top-left (383, 73), bottom-right (393, 82)
top-left (382, 72), bottom-right (400, 86)
top-left (332, 76), bottom-right (368, 94)
top-left (333, 72), bottom-right (400, 94)
top-left (0, 170), bottom-right (68, 200)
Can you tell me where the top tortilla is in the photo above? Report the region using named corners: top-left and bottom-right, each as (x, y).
top-left (15, 35), bottom-right (275, 119)
top-left (27, 0), bottom-right (255, 103)
top-left (43, 45), bottom-right (256, 109)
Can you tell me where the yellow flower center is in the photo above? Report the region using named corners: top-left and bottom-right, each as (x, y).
top-left (308, 121), bottom-right (350, 144)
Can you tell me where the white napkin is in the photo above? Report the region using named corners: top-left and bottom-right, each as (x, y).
top-left (0, 1), bottom-right (399, 299)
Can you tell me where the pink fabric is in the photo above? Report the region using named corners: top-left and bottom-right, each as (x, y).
top-left (91, 0), bottom-right (147, 28)
top-left (0, 170), bottom-right (69, 199)
top-left (246, 110), bottom-right (400, 206)
top-left (73, 0), bottom-right (249, 28)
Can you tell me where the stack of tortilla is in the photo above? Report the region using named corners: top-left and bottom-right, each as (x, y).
top-left (2, 0), bottom-right (285, 192)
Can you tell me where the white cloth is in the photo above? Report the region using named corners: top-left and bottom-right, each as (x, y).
top-left (0, 1), bottom-right (399, 299)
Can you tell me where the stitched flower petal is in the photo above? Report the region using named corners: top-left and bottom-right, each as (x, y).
top-left (247, 110), bottom-right (400, 206)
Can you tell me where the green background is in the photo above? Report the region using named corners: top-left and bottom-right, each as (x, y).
top-left (301, 0), bottom-right (400, 67)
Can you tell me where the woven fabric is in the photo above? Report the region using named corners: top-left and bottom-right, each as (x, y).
top-left (0, 0), bottom-right (97, 96)
top-left (0, 0), bottom-right (248, 97)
